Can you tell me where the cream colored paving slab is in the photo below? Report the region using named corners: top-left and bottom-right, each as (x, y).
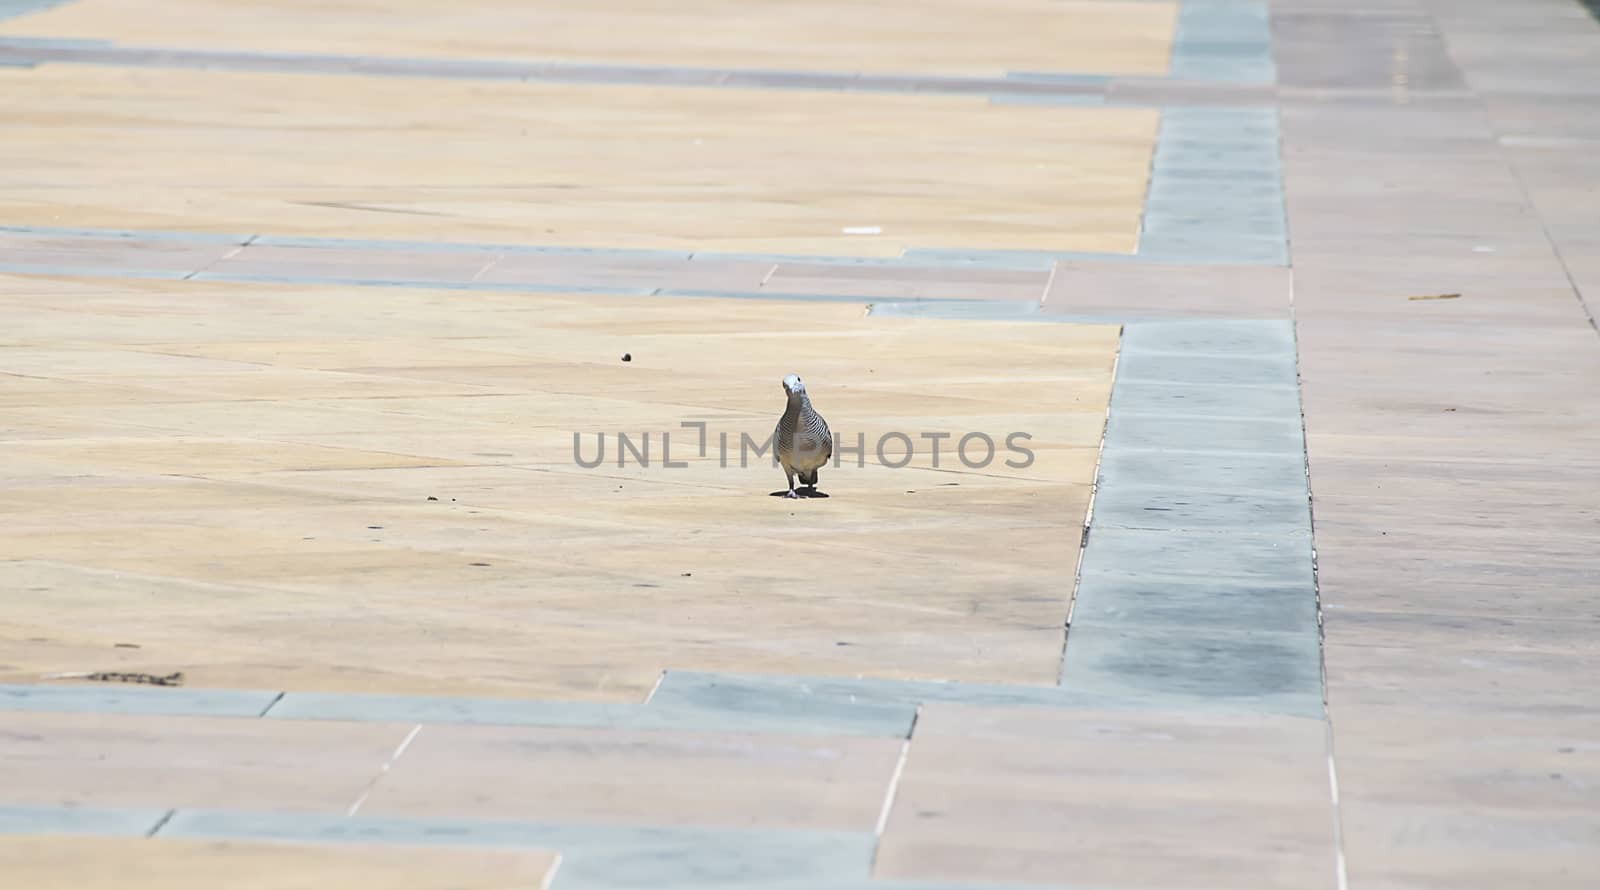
top-left (0, 280), bottom-right (1116, 699)
top-left (0, 0), bottom-right (1179, 77)
top-left (0, 837), bottom-right (558, 890)
top-left (0, 66), bottom-right (1155, 255)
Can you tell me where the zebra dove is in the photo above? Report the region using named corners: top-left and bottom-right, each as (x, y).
top-left (774, 373), bottom-right (832, 498)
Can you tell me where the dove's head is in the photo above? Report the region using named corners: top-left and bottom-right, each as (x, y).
top-left (781, 374), bottom-right (805, 397)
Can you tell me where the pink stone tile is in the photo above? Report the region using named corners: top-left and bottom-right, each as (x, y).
top-left (212, 245), bottom-right (491, 283)
top-left (1043, 261), bottom-right (1289, 318)
top-left (0, 712), bottom-right (407, 812)
top-left (0, 240), bottom-right (234, 275)
top-left (875, 704), bottom-right (1334, 889)
top-left (363, 724), bottom-right (901, 831)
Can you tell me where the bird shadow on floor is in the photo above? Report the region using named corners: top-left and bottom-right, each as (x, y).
top-left (768, 489), bottom-right (830, 498)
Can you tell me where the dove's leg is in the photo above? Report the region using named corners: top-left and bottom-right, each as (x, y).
top-left (784, 468), bottom-right (799, 499)
top-left (803, 468), bottom-right (820, 494)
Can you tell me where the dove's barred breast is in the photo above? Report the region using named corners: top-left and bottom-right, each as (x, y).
top-left (776, 396), bottom-right (833, 471)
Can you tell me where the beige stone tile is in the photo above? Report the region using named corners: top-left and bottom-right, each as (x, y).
top-left (0, 438), bottom-right (459, 475)
top-left (129, 339), bottom-right (545, 371)
top-left (0, 373), bottom-right (256, 409)
top-left (364, 724), bottom-right (901, 831)
top-left (0, 712), bottom-right (408, 812)
top-left (0, 67), bottom-right (1155, 255)
top-left (0, 837), bottom-right (558, 890)
top-left (875, 704), bottom-right (1335, 889)
top-left (0, 346), bottom-right (265, 377)
top-left (0, 0), bottom-right (1179, 77)
top-left (0, 282), bottom-right (1114, 697)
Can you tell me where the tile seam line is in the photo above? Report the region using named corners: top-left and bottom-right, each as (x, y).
top-left (144, 808), bottom-right (175, 838)
top-left (1273, 66), bottom-right (1344, 881)
top-left (539, 853), bottom-right (562, 890)
top-left (870, 705), bottom-right (918, 847)
top-left (256, 691), bottom-right (285, 717)
top-left (1058, 321), bottom-right (1123, 680)
top-left (345, 723), bottom-right (423, 818)
top-left (181, 233), bottom-right (258, 281)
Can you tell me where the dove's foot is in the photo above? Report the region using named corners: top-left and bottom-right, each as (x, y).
top-left (784, 490), bottom-right (800, 499)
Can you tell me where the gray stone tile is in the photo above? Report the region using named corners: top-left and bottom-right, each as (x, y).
top-left (1135, 248), bottom-right (1286, 268)
top-left (1003, 71), bottom-right (1111, 85)
top-left (1138, 235), bottom-right (1289, 266)
top-left (1120, 319), bottom-right (1296, 356)
top-left (1091, 485), bottom-right (1311, 534)
top-left (1114, 351), bottom-right (1300, 386)
top-left (0, 35), bottom-right (112, 47)
top-left (655, 670), bottom-right (1323, 722)
top-left (1145, 180), bottom-right (1284, 203)
top-left (896, 248), bottom-right (1061, 271)
top-left (256, 233), bottom-right (689, 260)
top-left (1104, 412), bottom-right (1306, 455)
top-left (264, 691), bottom-right (607, 724)
top-left (0, 803), bottom-right (168, 836)
top-left (1141, 201), bottom-right (1284, 225)
top-left (1158, 120), bottom-right (1280, 141)
top-left (1061, 623), bottom-right (1323, 715)
top-left (650, 671), bottom-right (1069, 713)
top-left (1071, 571), bottom-right (1317, 635)
top-left (0, 683), bottom-right (281, 718)
top-left (160, 809), bottom-right (876, 888)
top-left (1096, 446), bottom-right (1308, 499)
top-left (653, 287), bottom-right (883, 304)
top-left (1140, 213), bottom-right (1288, 238)
top-left (1155, 151), bottom-right (1279, 177)
top-left (1111, 380), bottom-right (1301, 420)
top-left (1153, 145), bottom-right (1283, 169)
top-left (268, 688), bottom-right (914, 738)
top-left (1149, 166), bottom-right (1283, 185)
top-left (1077, 526), bottom-right (1315, 587)
top-left (0, 224), bottom-right (252, 245)
top-left (1160, 107), bottom-right (1279, 125)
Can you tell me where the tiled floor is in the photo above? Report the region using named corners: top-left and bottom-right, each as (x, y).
top-left (1, 0), bottom-right (1598, 887)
